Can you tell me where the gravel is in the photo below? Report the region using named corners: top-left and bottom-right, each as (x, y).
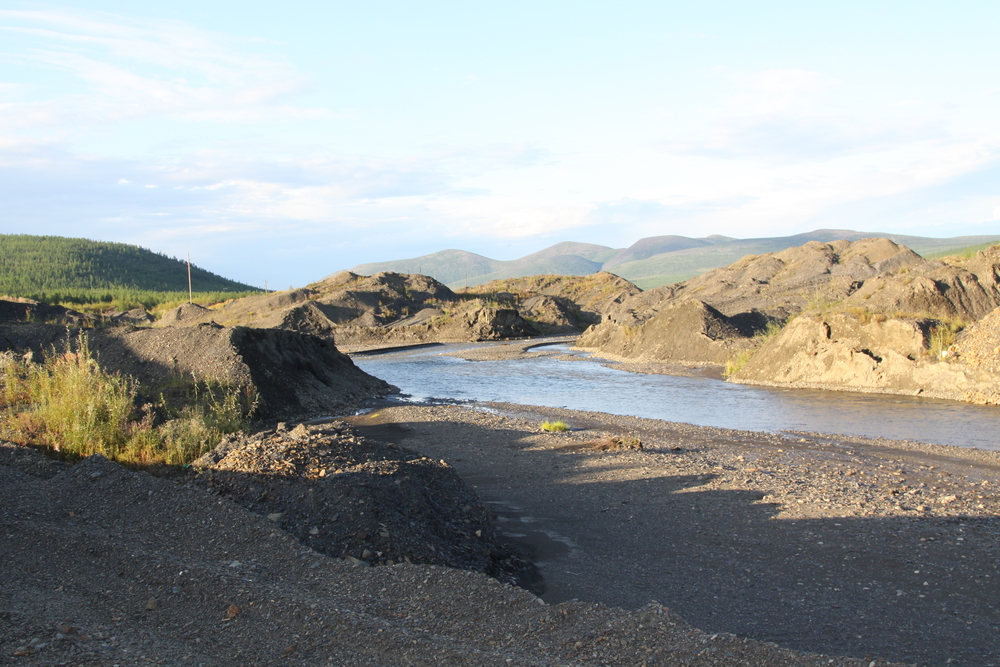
top-left (346, 402), bottom-right (1000, 667)
top-left (2, 419), bottom-right (914, 667)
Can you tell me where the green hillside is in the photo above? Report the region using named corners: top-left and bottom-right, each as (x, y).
top-left (0, 235), bottom-right (259, 308)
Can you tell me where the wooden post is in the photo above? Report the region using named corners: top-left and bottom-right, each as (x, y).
top-left (187, 253), bottom-right (192, 303)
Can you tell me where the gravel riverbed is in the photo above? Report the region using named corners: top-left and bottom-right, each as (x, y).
top-left (346, 402), bottom-right (1000, 667)
top-left (3, 399), bottom-right (998, 666)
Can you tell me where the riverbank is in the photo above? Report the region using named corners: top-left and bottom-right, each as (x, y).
top-left (345, 401), bottom-right (1000, 667)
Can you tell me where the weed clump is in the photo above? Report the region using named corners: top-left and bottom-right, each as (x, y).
top-left (724, 319), bottom-right (786, 377)
top-left (0, 333), bottom-right (255, 466)
top-left (540, 420), bottom-right (570, 432)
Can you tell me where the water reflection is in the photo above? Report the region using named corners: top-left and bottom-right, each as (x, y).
top-left (354, 343), bottom-right (1000, 451)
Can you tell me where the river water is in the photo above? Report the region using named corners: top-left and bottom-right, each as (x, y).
top-left (353, 342), bottom-right (1000, 451)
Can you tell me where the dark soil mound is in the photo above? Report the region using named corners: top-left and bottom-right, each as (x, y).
top-left (192, 422), bottom-right (533, 585)
top-left (0, 298), bottom-right (93, 326)
top-left (0, 323), bottom-right (394, 419)
top-left (157, 301), bottom-right (212, 325)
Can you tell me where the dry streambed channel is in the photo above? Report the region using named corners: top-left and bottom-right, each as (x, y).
top-left (348, 342), bottom-right (1000, 666)
top-left (345, 403), bottom-right (1000, 667)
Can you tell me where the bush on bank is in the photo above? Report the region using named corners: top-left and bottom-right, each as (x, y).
top-left (0, 334), bottom-right (255, 466)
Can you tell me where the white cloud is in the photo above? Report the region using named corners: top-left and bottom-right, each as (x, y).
top-left (723, 68), bottom-right (838, 115)
top-left (0, 8), bottom-right (328, 130)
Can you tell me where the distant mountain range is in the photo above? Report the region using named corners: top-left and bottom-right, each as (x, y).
top-left (351, 229), bottom-right (1000, 289)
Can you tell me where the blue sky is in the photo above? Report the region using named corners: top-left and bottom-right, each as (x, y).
top-left (1, 1), bottom-right (998, 287)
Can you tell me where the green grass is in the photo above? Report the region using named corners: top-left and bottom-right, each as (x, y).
top-left (924, 241), bottom-right (1000, 260)
top-left (926, 319), bottom-right (966, 359)
top-left (0, 333), bottom-right (255, 466)
top-left (724, 320), bottom-right (787, 378)
top-left (540, 420), bottom-right (570, 432)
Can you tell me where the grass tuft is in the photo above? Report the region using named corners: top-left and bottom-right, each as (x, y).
top-left (540, 420), bottom-right (570, 432)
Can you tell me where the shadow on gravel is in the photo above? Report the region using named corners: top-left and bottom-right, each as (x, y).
top-left (350, 415), bottom-right (1000, 667)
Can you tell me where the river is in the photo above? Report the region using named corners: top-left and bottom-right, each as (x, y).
top-left (352, 341), bottom-right (1000, 451)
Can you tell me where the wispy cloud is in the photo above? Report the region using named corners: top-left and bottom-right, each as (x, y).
top-left (0, 7), bottom-right (327, 129)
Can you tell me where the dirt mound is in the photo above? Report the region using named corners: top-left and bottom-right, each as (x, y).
top-left (107, 307), bottom-right (154, 325)
top-left (603, 238), bottom-right (924, 326)
top-left (952, 305), bottom-right (1000, 373)
top-left (151, 272), bottom-right (537, 347)
top-left (579, 239), bottom-right (1000, 374)
top-left (517, 294), bottom-right (588, 334)
top-left (731, 312), bottom-right (1000, 404)
top-left (842, 244), bottom-right (1000, 320)
top-left (468, 272), bottom-right (641, 326)
top-left (158, 301), bottom-right (213, 325)
top-left (577, 299), bottom-right (753, 364)
top-left (0, 298), bottom-right (94, 326)
top-left (0, 323), bottom-right (394, 419)
top-left (192, 421), bottom-right (532, 583)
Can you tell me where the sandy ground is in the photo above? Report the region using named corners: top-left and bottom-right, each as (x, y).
top-left (345, 402), bottom-right (1000, 667)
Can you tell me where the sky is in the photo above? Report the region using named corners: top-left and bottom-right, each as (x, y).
top-left (1, 1), bottom-right (999, 288)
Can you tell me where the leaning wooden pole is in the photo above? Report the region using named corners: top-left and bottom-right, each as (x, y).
top-left (187, 253), bottom-right (193, 304)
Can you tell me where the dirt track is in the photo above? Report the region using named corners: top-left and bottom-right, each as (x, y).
top-left (346, 402), bottom-right (1000, 667)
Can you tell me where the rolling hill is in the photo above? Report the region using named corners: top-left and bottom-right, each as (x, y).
top-left (351, 229), bottom-right (1000, 289)
top-left (0, 235), bottom-right (258, 300)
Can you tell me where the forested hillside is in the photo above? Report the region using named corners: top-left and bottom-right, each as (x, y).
top-left (0, 235), bottom-right (258, 307)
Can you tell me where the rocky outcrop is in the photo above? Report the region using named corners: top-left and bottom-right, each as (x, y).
top-left (599, 238), bottom-right (926, 326)
top-left (730, 311), bottom-right (1000, 405)
top-left (0, 323), bottom-right (395, 419)
top-left (577, 299), bottom-right (754, 364)
top-left (841, 244), bottom-right (1000, 320)
top-left (578, 239), bottom-right (1000, 376)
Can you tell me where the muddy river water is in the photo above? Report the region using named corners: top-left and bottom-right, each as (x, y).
top-left (353, 341), bottom-right (1000, 451)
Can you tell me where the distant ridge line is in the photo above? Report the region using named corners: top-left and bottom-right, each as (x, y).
top-left (350, 230), bottom-right (1000, 290)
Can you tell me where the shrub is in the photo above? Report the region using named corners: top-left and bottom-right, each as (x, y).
top-left (0, 333), bottom-right (255, 466)
top-left (926, 319), bottom-right (965, 360)
top-left (540, 420), bottom-right (570, 432)
top-left (724, 348), bottom-right (756, 377)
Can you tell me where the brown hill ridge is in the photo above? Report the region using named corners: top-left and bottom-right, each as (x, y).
top-left (155, 270), bottom-right (639, 348)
